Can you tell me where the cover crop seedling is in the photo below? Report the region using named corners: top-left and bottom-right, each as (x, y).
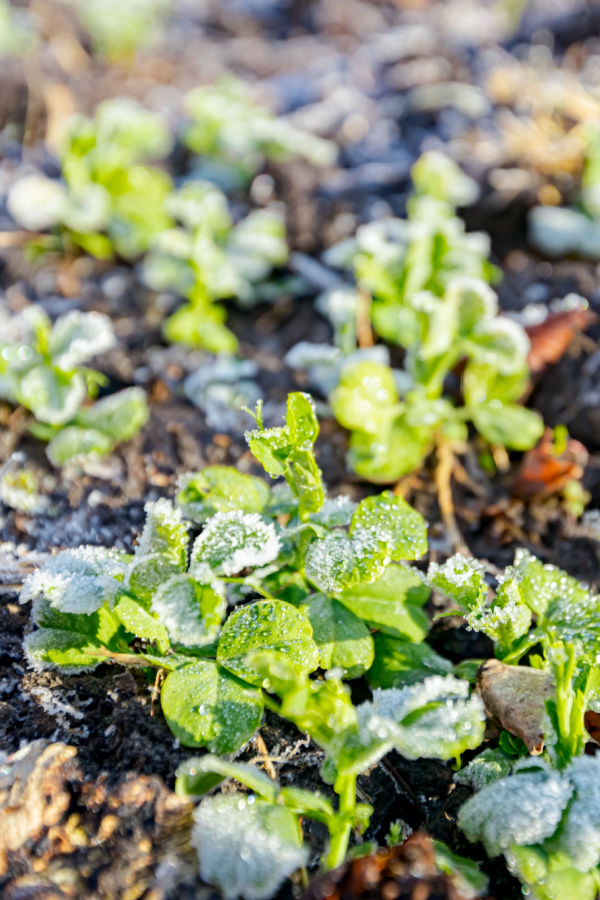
top-left (20, 392), bottom-right (485, 889)
top-left (0, 306), bottom-right (148, 465)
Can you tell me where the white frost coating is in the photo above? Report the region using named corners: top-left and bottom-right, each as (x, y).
top-left (454, 749), bottom-right (512, 791)
top-left (458, 760), bottom-right (572, 857)
top-left (192, 795), bottom-right (307, 900)
top-left (304, 531), bottom-right (387, 593)
top-left (363, 675), bottom-right (485, 760)
top-left (190, 511), bottom-right (281, 579)
top-left (20, 546), bottom-right (128, 614)
top-left (559, 755), bottom-right (600, 872)
top-left (47, 311), bottom-right (116, 370)
top-left (310, 495), bottom-right (357, 528)
top-left (8, 174), bottom-right (66, 230)
top-left (135, 497), bottom-right (189, 560)
top-left (151, 574), bottom-right (225, 647)
top-left (23, 631), bottom-right (102, 674)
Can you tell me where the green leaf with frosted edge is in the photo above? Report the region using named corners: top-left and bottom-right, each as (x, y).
top-left (136, 498), bottom-right (189, 567)
top-left (367, 635), bottom-right (452, 689)
top-left (298, 593), bottom-right (374, 679)
top-left (46, 426), bottom-right (114, 466)
top-left (177, 466), bottom-right (270, 523)
top-left (32, 596), bottom-right (124, 649)
top-left (263, 569), bottom-right (309, 606)
top-left (485, 578), bottom-right (532, 652)
top-left (463, 361), bottom-right (529, 406)
top-left (286, 391), bottom-right (319, 446)
top-left (17, 366), bottom-right (87, 427)
top-left (351, 492), bottom-right (427, 561)
top-left (113, 593), bottom-right (170, 653)
top-left (76, 387), bottom-right (149, 443)
top-left (176, 753), bottom-right (278, 800)
top-left (151, 574), bottom-right (225, 648)
top-left (161, 660), bottom-right (263, 753)
top-left (304, 531), bottom-right (389, 594)
top-left (509, 549), bottom-right (591, 619)
top-left (128, 553), bottom-right (183, 607)
top-left (471, 403), bottom-right (544, 451)
top-left (426, 554), bottom-right (488, 613)
top-left (217, 599), bottom-right (319, 686)
top-left (246, 426), bottom-right (290, 477)
top-left (330, 360), bottom-right (399, 436)
top-left (24, 628), bottom-right (108, 671)
top-left (348, 418), bottom-right (433, 484)
top-left (338, 566), bottom-right (430, 640)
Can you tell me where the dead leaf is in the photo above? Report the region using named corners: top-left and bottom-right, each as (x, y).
top-left (526, 307), bottom-right (597, 374)
top-left (585, 710), bottom-right (600, 745)
top-left (478, 659), bottom-right (554, 754)
top-left (302, 833), bottom-right (472, 900)
top-left (512, 427), bottom-right (588, 499)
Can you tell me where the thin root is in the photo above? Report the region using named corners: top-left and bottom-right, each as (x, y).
top-left (435, 439), bottom-right (467, 554)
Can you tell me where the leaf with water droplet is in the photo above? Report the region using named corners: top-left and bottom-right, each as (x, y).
top-left (176, 753), bottom-right (279, 799)
top-left (350, 491), bottom-right (427, 561)
top-left (24, 627), bottom-right (109, 672)
top-left (304, 531), bottom-right (389, 594)
top-left (161, 659), bottom-right (263, 753)
top-left (298, 592), bottom-right (373, 679)
top-left (177, 466), bottom-right (271, 523)
top-left (151, 574), bottom-right (225, 648)
top-left (217, 600), bottom-right (319, 686)
top-left (113, 592), bottom-right (170, 653)
top-left (191, 511), bottom-right (281, 579)
top-left (338, 565), bottom-right (430, 640)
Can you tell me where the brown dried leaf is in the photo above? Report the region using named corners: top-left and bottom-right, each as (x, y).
top-left (512, 427), bottom-right (588, 499)
top-left (302, 833), bottom-right (475, 900)
top-left (478, 659), bottom-right (554, 754)
top-left (526, 307), bottom-right (597, 375)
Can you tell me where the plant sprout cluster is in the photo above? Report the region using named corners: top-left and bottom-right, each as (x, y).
top-left (21, 393), bottom-right (486, 893)
top-left (290, 152), bottom-right (544, 483)
top-left (429, 551), bottom-right (600, 900)
top-left (0, 306), bottom-right (148, 465)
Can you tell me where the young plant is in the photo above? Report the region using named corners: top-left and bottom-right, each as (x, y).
top-left (8, 98), bottom-right (173, 260)
top-left (21, 392), bottom-right (485, 887)
top-left (66, 0), bottom-right (171, 61)
top-left (0, 306), bottom-right (148, 464)
top-left (289, 153), bottom-right (543, 484)
top-left (428, 552), bottom-right (600, 899)
top-left (184, 77), bottom-right (337, 187)
top-left (140, 180), bottom-right (288, 353)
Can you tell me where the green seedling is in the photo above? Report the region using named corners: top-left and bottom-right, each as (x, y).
top-left (184, 77), bottom-right (337, 187)
top-left (8, 98), bottom-right (173, 260)
top-left (141, 180), bottom-right (288, 353)
top-left (21, 392), bottom-right (485, 890)
top-left (66, 0), bottom-right (171, 61)
top-left (0, 306), bottom-right (148, 464)
top-left (429, 552), bottom-right (600, 900)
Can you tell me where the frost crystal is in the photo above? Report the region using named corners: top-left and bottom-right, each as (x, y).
top-left (458, 760), bottom-right (572, 857)
top-left (304, 531), bottom-right (388, 594)
top-left (310, 496), bottom-right (357, 529)
top-left (192, 794), bottom-right (307, 900)
top-left (151, 574), bottom-right (225, 647)
top-left (454, 749), bottom-right (512, 791)
top-left (47, 310), bottom-right (116, 371)
top-left (190, 511), bottom-right (281, 579)
top-left (559, 755), bottom-right (600, 872)
top-left (135, 498), bottom-right (189, 561)
top-left (20, 546), bottom-right (128, 614)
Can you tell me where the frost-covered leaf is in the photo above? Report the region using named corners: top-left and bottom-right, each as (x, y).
top-left (8, 175), bottom-right (67, 230)
top-left (286, 391), bottom-right (319, 447)
top-left (17, 366), bottom-right (87, 426)
top-left (151, 574), bottom-right (225, 648)
top-left (20, 546), bottom-right (129, 614)
top-left (76, 387), bottom-right (149, 443)
top-left (177, 466), bottom-right (270, 523)
top-left (309, 496), bottom-right (357, 529)
top-left (161, 659), bottom-right (263, 753)
top-left (304, 531), bottom-right (389, 594)
top-left (367, 635), bottom-right (453, 689)
top-left (24, 627), bottom-right (108, 672)
top-left (176, 753), bottom-right (279, 800)
top-left (298, 593), bottom-right (374, 679)
top-left (458, 760), bottom-right (572, 857)
top-left (190, 511), bottom-right (281, 579)
top-left (557, 755), bottom-right (600, 872)
top-left (47, 311), bottom-right (116, 370)
top-left (508, 549), bottom-right (591, 619)
top-left (127, 553), bottom-right (183, 606)
top-left (217, 599), bottom-right (319, 686)
top-left (338, 565), bottom-right (430, 640)
top-left (31, 595), bottom-right (123, 648)
top-left (191, 794), bottom-right (307, 900)
top-left (454, 748), bottom-right (513, 791)
top-left (365, 675), bottom-right (486, 761)
top-left (113, 593), bottom-right (170, 652)
top-left (350, 492), bottom-right (427, 561)
top-left (466, 317), bottom-right (530, 377)
top-left (426, 554), bottom-right (488, 613)
top-left (476, 577), bottom-right (532, 650)
top-left (135, 498), bottom-right (189, 567)
top-left (45, 426), bottom-right (114, 466)
top-left (286, 447), bottom-right (324, 520)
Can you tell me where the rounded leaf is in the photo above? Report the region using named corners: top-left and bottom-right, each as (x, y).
top-left (351, 492), bottom-right (427, 560)
top-left (151, 574), bottom-right (225, 648)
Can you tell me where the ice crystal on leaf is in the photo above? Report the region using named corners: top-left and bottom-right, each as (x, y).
top-left (304, 530), bottom-right (389, 593)
top-left (458, 760), bottom-right (572, 857)
top-left (558, 756), bottom-right (600, 872)
top-left (135, 498), bottom-right (189, 566)
top-left (190, 511), bottom-right (281, 579)
top-left (151, 574), bottom-right (225, 648)
top-left (20, 546), bottom-right (128, 614)
top-left (46, 311), bottom-right (116, 371)
top-left (191, 794), bottom-right (307, 900)
top-left (454, 748), bottom-right (513, 791)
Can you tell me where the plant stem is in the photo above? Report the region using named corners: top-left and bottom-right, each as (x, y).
top-left (325, 773), bottom-right (357, 870)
